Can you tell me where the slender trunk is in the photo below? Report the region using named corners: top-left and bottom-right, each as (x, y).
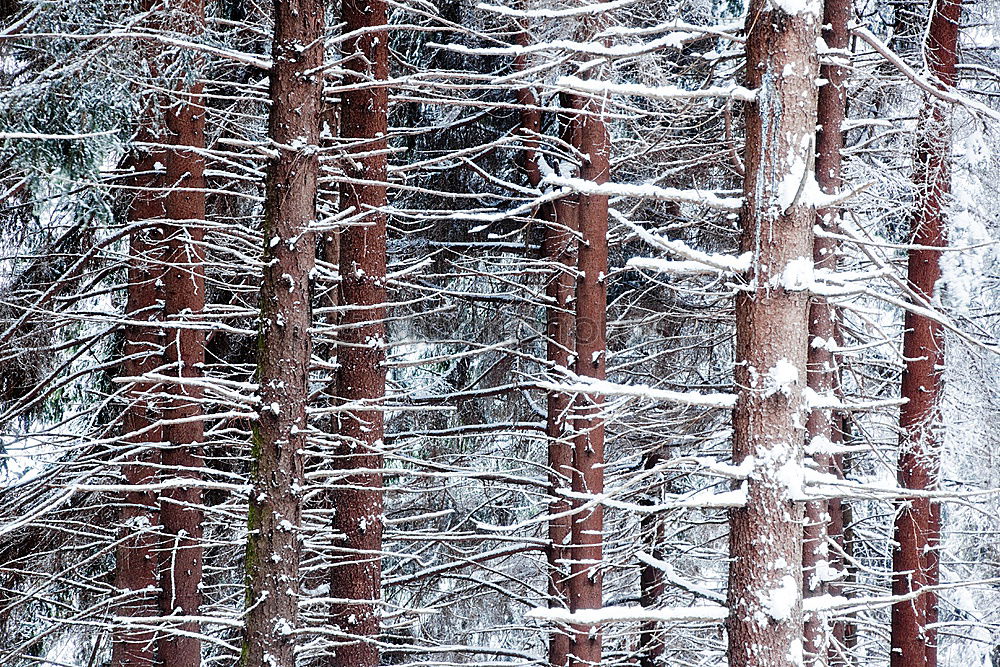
top-left (567, 90), bottom-right (609, 667)
top-left (514, 20), bottom-right (542, 191)
top-left (242, 1), bottom-right (324, 665)
top-left (839, 419), bottom-right (859, 660)
top-left (729, 2), bottom-right (819, 666)
top-left (540, 83), bottom-right (577, 667)
top-left (890, 3), bottom-right (960, 666)
top-left (330, 0), bottom-right (389, 661)
top-left (544, 178), bottom-right (577, 667)
top-left (158, 4), bottom-right (207, 664)
top-left (804, 0), bottom-right (850, 663)
top-left (112, 132), bottom-right (166, 667)
top-left (638, 452), bottom-right (665, 667)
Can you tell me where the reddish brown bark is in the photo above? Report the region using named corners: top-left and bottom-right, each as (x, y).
top-left (330, 0), bottom-right (389, 662)
top-left (566, 91), bottom-right (609, 667)
top-left (540, 87), bottom-right (580, 667)
top-left (156, 5), bottom-right (207, 665)
top-left (112, 131), bottom-right (166, 667)
top-left (242, 0), bottom-right (325, 665)
top-left (890, 3), bottom-right (961, 666)
top-left (729, 2), bottom-right (819, 666)
top-left (544, 186), bottom-right (577, 667)
top-left (514, 22), bottom-right (542, 190)
top-left (804, 0), bottom-right (850, 663)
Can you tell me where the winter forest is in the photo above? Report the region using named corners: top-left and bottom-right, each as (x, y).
top-left (4, 0), bottom-right (1000, 664)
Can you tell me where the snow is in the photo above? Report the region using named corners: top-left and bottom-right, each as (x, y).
top-left (544, 174), bottom-right (743, 212)
top-left (772, 257), bottom-right (814, 291)
top-left (636, 552), bottom-right (726, 603)
top-left (536, 376), bottom-right (736, 408)
top-left (770, 0), bottom-right (821, 16)
top-left (762, 359), bottom-right (799, 399)
top-left (775, 458), bottom-right (805, 500)
top-left (477, 0), bottom-right (636, 19)
top-left (526, 604), bottom-right (728, 625)
top-left (761, 575), bottom-right (799, 621)
top-left (558, 75), bottom-right (757, 103)
top-left (628, 257), bottom-right (734, 276)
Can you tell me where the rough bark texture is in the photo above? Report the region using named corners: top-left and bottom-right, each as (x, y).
top-left (567, 91), bottom-right (609, 667)
top-left (158, 4), bottom-right (207, 664)
top-left (112, 132), bottom-right (166, 667)
top-left (542, 92), bottom-right (579, 667)
top-left (890, 3), bottom-right (961, 666)
top-left (804, 0), bottom-right (850, 662)
top-left (330, 0), bottom-right (389, 661)
top-left (729, 2), bottom-right (819, 666)
top-left (638, 452), bottom-right (666, 667)
top-left (242, 1), bottom-right (324, 665)
top-left (544, 188), bottom-right (577, 667)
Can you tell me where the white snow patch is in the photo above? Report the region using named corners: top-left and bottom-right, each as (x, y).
top-left (763, 359), bottom-right (799, 398)
top-left (761, 575), bottom-right (799, 621)
top-left (526, 604), bottom-right (728, 625)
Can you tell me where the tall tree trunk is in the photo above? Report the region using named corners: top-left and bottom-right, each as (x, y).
top-left (158, 4), bottom-right (207, 664)
top-left (112, 131), bottom-right (166, 667)
top-left (566, 90), bottom-right (609, 667)
top-left (242, 0), bottom-right (324, 665)
top-left (544, 208), bottom-right (576, 667)
top-left (804, 0), bottom-right (850, 663)
top-left (729, 2), bottom-right (819, 666)
top-left (330, 0), bottom-right (389, 661)
top-left (890, 3), bottom-right (961, 666)
top-left (638, 452), bottom-right (666, 667)
top-left (541, 86), bottom-right (578, 667)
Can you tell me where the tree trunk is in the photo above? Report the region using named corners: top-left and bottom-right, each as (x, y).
top-left (544, 177), bottom-right (577, 667)
top-left (242, 0), bottom-right (324, 665)
top-left (567, 90), bottom-right (609, 667)
top-left (729, 2), bottom-right (819, 666)
top-left (804, 0), bottom-right (850, 663)
top-left (330, 0), bottom-right (389, 661)
top-left (158, 4), bottom-right (207, 664)
top-left (112, 130), bottom-right (166, 667)
top-left (541, 88), bottom-right (579, 667)
top-left (890, 3), bottom-right (961, 666)
top-left (638, 452), bottom-right (666, 667)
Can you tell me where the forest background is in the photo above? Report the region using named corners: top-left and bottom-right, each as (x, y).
top-left (1, 0), bottom-right (1000, 665)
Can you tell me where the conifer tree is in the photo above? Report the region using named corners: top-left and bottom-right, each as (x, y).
top-left (242, 0), bottom-right (325, 665)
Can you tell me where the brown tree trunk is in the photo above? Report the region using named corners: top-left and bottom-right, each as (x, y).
top-left (330, 0), bottom-right (389, 662)
top-left (729, 2), bottom-right (819, 666)
top-left (514, 20), bottom-right (542, 191)
top-left (544, 219), bottom-right (576, 667)
top-left (566, 90), bottom-right (609, 667)
top-left (804, 0), bottom-right (850, 663)
top-left (544, 184), bottom-right (577, 667)
top-left (242, 0), bottom-right (324, 665)
top-left (541, 86), bottom-right (579, 667)
top-left (890, 3), bottom-right (961, 666)
top-left (112, 130), bottom-right (166, 667)
top-left (158, 4), bottom-right (207, 664)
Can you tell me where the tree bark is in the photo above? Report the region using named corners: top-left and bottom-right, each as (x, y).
top-left (330, 0), bottom-right (389, 661)
top-left (158, 3), bottom-right (207, 664)
top-left (544, 177), bottom-right (577, 667)
top-left (567, 90), bottom-right (609, 667)
top-left (890, 3), bottom-right (961, 666)
top-left (729, 2), bottom-right (820, 666)
top-left (638, 452), bottom-right (666, 667)
top-left (242, 0), bottom-right (324, 665)
top-left (541, 86), bottom-right (580, 667)
top-left (112, 130), bottom-right (166, 667)
top-left (804, 0), bottom-right (850, 663)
